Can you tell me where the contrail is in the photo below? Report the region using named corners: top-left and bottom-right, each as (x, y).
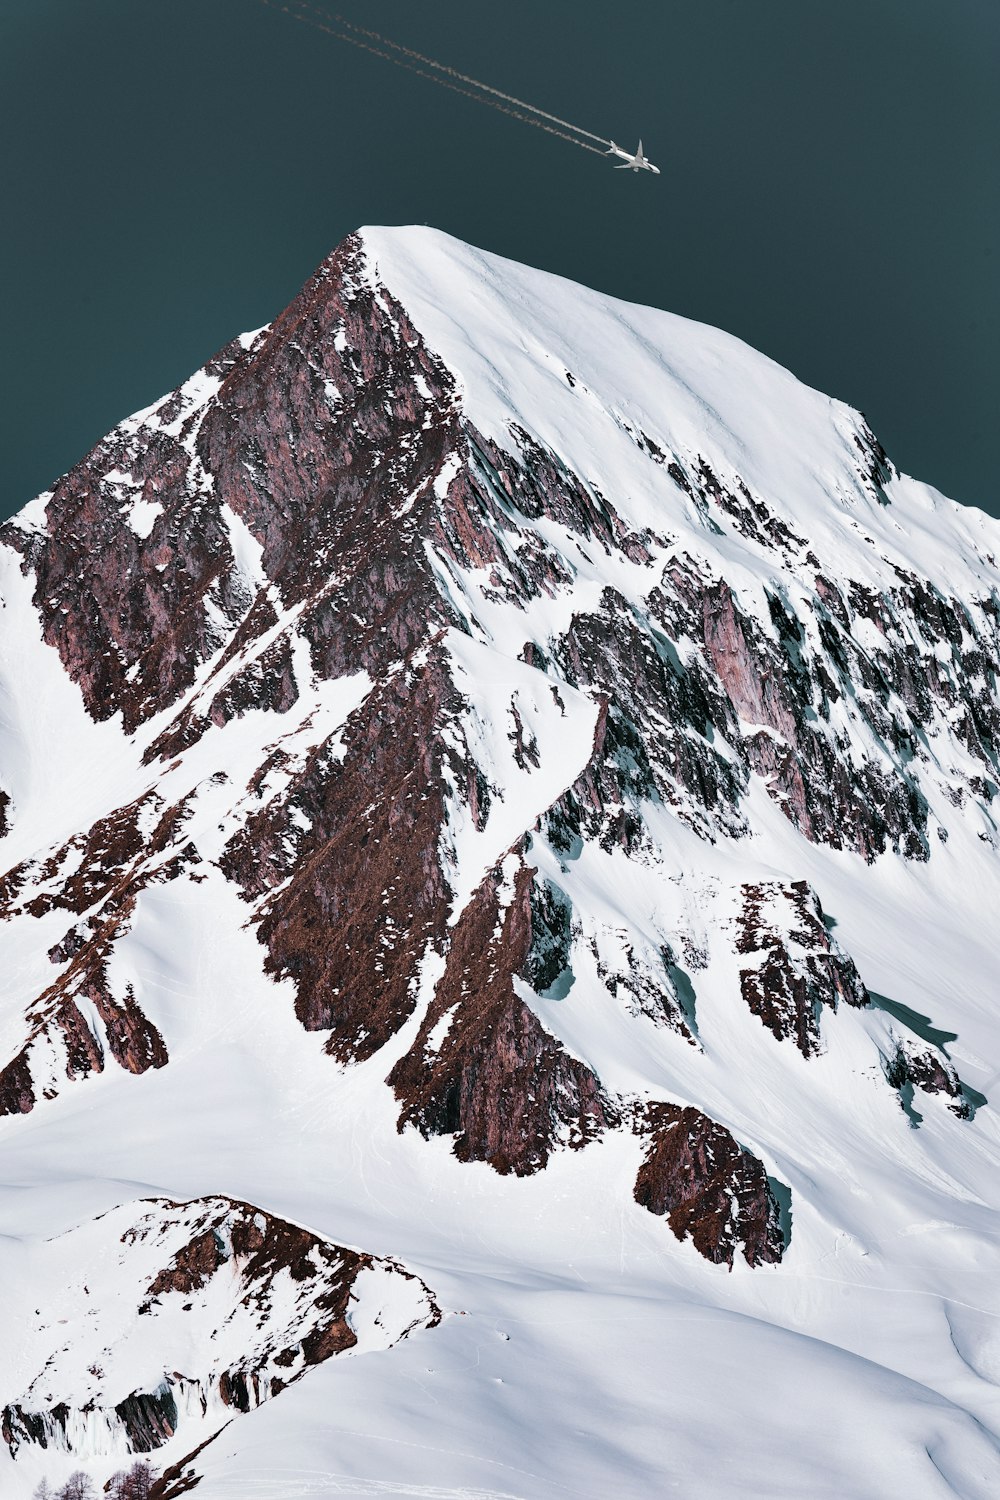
top-left (318, 5), bottom-right (612, 147)
top-left (259, 0), bottom-right (612, 156)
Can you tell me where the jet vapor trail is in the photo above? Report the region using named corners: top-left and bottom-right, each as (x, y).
top-left (322, 5), bottom-right (612, 147)
top-left (259, 0), bottom-right (611, 156)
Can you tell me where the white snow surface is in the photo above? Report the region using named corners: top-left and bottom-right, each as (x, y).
top-left (1, 227), bottom-right (999, 1497)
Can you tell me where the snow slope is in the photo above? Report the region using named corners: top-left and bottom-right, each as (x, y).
top-left (0, 226), bottom-right (999, 1498)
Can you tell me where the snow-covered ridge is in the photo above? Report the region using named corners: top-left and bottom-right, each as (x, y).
top-left (2, 1195), bottom-right (438, 1466)
top-left (360, 225), bottom-right (999, 596)
top-left (0, 227), bottom-right (999, 1498)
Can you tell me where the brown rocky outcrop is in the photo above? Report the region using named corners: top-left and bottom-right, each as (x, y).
top-left (389, 857), bottom-right (613, 1175)
top-left (132, 1200), bottom-right (375, 1369)
top-left (698, 578), bottom-right (930, 860)
top-left (736, 880), bottom-right (869, 1056)
top-left (634, 1102), bottom-right (786, 1269)
top-left (884, 1038), bottom-right (976, 1121)
top-left (0, 1047), bottom-right (34, 1115)
top-left (93, 979), bottom-right (169, 1076)
top-left (0, 793), bottom-right (202, 1113)
top-left (549, 592), bottom-right (747, 848)
top-left (0, 790), bottom-right (157, 922)
top-left (220, 648), bottom-right (457, 1064)
top-left (6, 386), bottom-right (251, 737)
top-left (0, 926), bottom-right (170, 1116)
top-left (529, 531), bottom-right (969, 867)
top-left (150, 1432), bottom-right (218, 1499)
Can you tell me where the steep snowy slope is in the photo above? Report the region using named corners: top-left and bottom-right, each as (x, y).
top-left (1, 226), bottom-right (999, 1498)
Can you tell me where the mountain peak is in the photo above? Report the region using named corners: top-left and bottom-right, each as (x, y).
top-left (2, 229), bottom-right (999, 1498)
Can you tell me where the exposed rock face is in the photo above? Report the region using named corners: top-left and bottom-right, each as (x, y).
top-left (0, 792), bottom-right (202, 1114)
top-left (2, 1196), bottom-right (439, 1460)
top-left (884, 1038), bottom-right (975, 1121)
top-left (389, 855), bottom-right (614, 1175)
top-left (219, 649), bottom-right (457, 1063)
top-left (548, 607), bottom-right (747, 850)
top-left (520, 873), bottom-right (574, 995)
top-left (634, 1103), bottom-right (785, 1269)
top-left (736, 880), bottom-right (869, 1056)
top-left (0, 790), bottom-right (166, 922)
top-left (0, 951), bottom-right (163, 1118)
top-left (0, 1046), bottom-right (34, 1115)
top-left (699, 578), bottom-right (929, 861)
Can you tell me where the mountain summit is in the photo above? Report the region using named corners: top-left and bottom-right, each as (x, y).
top-left (2, 227), bottom-right (999, 1498)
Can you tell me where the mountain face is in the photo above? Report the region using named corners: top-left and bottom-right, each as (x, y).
top-left (1, 227), bottom-right (999, 1499)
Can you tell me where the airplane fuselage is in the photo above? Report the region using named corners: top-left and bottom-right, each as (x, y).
top-left (606, 139), bottom-right (661, 174)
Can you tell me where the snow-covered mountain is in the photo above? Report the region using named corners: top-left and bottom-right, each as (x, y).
top-left (2, 226), bottom-right (1000, 1499)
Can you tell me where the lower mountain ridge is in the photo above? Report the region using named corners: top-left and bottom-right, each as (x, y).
top-left (1, 226), bottom-right (999, 1498)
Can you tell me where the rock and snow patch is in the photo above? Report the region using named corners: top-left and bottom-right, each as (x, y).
top-left (735, 879), bottom-right (869, 1056)
top-left (1, 1196), bottom-right (439, 1461)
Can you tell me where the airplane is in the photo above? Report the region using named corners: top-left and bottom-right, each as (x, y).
top-left (605, 139), bottom-right (661, 174)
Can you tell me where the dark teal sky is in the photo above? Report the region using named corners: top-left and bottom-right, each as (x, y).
top-left (2, 0), bottom-right (997, 518)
